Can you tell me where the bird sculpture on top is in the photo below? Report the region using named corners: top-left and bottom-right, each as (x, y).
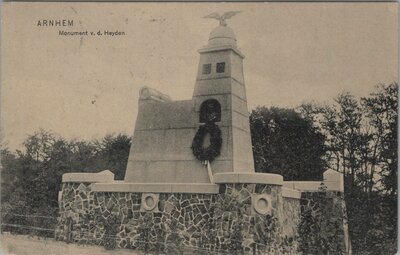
top-left (203, 11), bottom-right (242, 26)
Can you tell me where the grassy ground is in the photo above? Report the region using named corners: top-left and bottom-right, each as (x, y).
top-left (0, 234), bottom-right (138, 255)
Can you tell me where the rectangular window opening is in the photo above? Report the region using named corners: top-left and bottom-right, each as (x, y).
top-left (216, 62), bottom-right (225, 73)
top-left (202, 64), bottom-right (211, 74)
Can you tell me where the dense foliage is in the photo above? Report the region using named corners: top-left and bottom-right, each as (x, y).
top-left (298, 185), bottom-right (346, 254)
top-left (0, 83), bottom-right (396, 254)
top-left (102, 214), bottom-right (121, 250)
top-left (214, 193), bottom-right (245, 255)
top-left (165, 217), bottom-right (185, 255)
top-left (250, 106), bottom-right (327, 180)
top-left (136, 213), bottom-right (156, 254)
top-left (1, 132), bottom-right (131, 236)
top-left (298, 83), bottom-right (398, 255)
top-left (250, 83), bottom-right (397, 254)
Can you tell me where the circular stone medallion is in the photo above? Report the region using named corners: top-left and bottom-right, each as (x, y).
top-left (253, 194), bottom-right (272, 215)
top-left (141, 193), bottom-right (159, 211)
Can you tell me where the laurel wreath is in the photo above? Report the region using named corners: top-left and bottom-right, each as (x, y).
top-left (191, 123), bottom-right (222, 162)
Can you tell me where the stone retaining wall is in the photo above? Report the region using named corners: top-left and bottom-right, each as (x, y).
top-left (55, 182), bottom-right (301, 254)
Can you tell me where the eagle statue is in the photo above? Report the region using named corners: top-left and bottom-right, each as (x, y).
top-left (203, 11), bottom-right (242, 26)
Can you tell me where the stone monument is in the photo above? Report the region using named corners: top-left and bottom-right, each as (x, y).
top-left (124, 11), bottom-right (254, 184)
top-left (56, 13), bottom-right (351, 254)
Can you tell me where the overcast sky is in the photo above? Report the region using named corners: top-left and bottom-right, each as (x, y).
top-left (1, 2), bottom-right (398, 150)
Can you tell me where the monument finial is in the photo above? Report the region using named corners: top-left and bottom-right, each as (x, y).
top-left (203, 11), bottom-right (242, 26)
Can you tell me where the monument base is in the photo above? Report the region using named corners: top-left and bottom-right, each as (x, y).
top-left (55, 170), bottom-right (349, 254)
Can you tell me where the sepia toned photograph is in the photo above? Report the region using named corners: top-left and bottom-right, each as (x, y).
top-left (0, 2), bottom-right (398, 254)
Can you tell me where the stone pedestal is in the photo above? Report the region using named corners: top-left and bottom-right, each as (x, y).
top-left (56, 170), bottom-right (350, 254)
top-left (56, 171), bottom-right (300, 253)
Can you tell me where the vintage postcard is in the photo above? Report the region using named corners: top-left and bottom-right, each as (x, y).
top-left (0, 2), bottom-right (397, 254)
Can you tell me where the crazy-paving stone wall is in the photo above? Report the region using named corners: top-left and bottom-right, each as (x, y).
top-left (55, 182), bottom-right (301, 254)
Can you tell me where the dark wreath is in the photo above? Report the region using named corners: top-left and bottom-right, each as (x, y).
top-left (191, 123), bottom-right (222, 162)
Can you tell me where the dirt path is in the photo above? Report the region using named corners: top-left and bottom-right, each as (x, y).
top-left (0, 234), bottom-right (138, 255)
